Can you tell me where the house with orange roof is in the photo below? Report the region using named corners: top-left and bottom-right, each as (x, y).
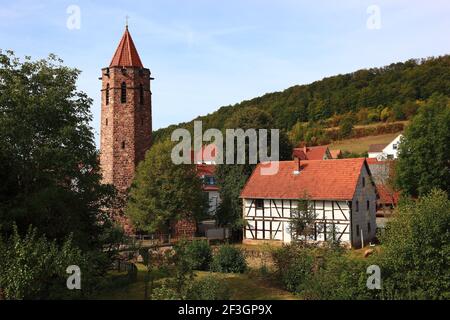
top-left (192, 144), bottom-right (220, 215)
top-left (240, 158), bottom-right (377, 248)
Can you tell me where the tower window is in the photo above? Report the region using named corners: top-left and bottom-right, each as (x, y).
top-left (141, 118), bottom-right (144, 126)
top-left (121, 141), bottom-right (125, 149)
top-left (105, 118), bottom-right (108, 126)
top-left (121, 82), bottom-right (127, 103)
top-left (355, 201), bottom-right (359, 212)
top-left (362, 177), bottom-right (365, 187)
top-left (105, 84), bottom-right (110, 105)
top-left (140, 84), bottom-right (144, 105)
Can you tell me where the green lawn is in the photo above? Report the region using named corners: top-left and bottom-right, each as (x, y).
top-left (95, 264), bottom-right (298, 300)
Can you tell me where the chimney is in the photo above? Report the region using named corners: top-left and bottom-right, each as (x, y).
top-left (293, 157), bottom-right (301, 175)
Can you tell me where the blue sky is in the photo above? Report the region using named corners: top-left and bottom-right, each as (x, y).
top-left (1, 0), bottom-right (450, 146)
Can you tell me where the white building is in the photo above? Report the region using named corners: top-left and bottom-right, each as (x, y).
top-left (368, 134), bottom-right (403, 160)
top-left (240, 158), bottom-right (377, 248)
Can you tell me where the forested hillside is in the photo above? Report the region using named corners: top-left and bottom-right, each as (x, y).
top-left (153, 55), bottom-right (450, 145)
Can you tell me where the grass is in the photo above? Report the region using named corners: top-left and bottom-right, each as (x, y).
top-left (94, 262), bottom-right (298, 300)
top-left (328, 132), bottom-right (402, 154)
top-left (196, 271), bottom-right (299, 300)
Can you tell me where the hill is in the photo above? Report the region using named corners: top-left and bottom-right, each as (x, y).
top-left (153, 55), bottom-right (450, 145)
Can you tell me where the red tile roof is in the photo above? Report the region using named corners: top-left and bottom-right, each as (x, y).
top-left (110, 27), bottom-right (144, 68)
top-left (292, 146), bottom-right (329, 160)
top-left (240, 158), bottom-right (368, 200)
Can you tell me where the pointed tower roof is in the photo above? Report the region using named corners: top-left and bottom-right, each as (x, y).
top-left (110, 26), bottom-right (144, 68)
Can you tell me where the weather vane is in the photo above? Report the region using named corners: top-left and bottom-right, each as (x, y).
top-left (125, 15), bottom-right (129, 28)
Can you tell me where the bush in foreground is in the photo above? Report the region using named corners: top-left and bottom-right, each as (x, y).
top-left (186, 274), bottom-right (231, 300)
top-left (211, 245), bottom-right (247, 273)
top-left (185, 240), bottom-right (212, 271)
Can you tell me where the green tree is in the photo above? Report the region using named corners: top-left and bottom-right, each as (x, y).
top-left (379, 189), bottom-right (450, 299)
top-left (289, 196), bottom-right (320, 243)
top-left (395, 94), bottom-right (450, 197)
top-left (126, 140), bottom-right (207, 233)
top-left (0, 51), bottom-right (118, 251)
top-left (339, 115), bottom-right (354, 138)
top-left (0, 225), bottom-right (93, 300)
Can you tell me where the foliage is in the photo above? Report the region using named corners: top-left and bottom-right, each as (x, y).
top-left (0, 225), bottom-right (97, 300)
top-left (271, 244), bottom-right (315, 292)
top-left (171, 240), bottom-right (196, 295)
top-left (395, 94), bottom-right (450, 197)
top-left (339, 115), bottom-right (354, 138)
top-left (300, 250), bottom-right (375, 300)
top-left (289, 197), bottom-right (319, 242)
top-left (0, 50), bottom-right (117, 251)
top-left (378, 189), bottom-right (450, 299)
top-left (126, 140), bottom-right (207, 233)
top-left (154, 56), bottom-right (450, 143)
top-left (186, 274), bottom-right (231, 300)
top-left (151, 282), bottom-right (182, 300)
top-left (211, 245), bottom-right (247, 273)
top-left (185, 240), bottom-right (213, 271)
top-left (215, 107), bottom-right (292, 231)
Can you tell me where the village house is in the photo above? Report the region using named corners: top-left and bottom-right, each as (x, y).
top-left (292, 145), bottom-right (342, 160)
top-left (240, 158), bottom-right (377, 248)
top-left (368, 134), bottom-right (403, 160)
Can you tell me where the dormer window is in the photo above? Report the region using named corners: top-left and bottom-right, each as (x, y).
top-left (121, 82), bottom-right (127, 103)
top-left (139, 84), bottom-right (144, 105)
top-left (105, 84), bottom-right (110, 105)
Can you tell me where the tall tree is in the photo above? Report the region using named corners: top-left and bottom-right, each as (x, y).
top-left (126, 140), bottom-right (207, 233)
top-left (379, 189), bottom-right (450, 299)
top-left (395, 94), bottom-right (450, 197)
top-left (0, 51), bottom-right (117, 250)
top-left (215, 107), bottom-right (292, 231)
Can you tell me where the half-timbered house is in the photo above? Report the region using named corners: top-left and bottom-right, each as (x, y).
top-left (240, 158), bottom-right (377, 248)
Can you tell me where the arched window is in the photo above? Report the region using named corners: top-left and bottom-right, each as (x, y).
top-left (121, 82), bottom-right (127, 103)
top-left (105, 84), bottom-right (110, 105)
top-left (139, 84), bottom-right (144, 105)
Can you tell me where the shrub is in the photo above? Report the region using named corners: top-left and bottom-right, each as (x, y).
top-left (272, 244), bottom-right (315, 292)
top-left (300, 251), bottom-right (375, 300)
top-left (378, 189), bottom-right (450, 299)
top-left (211, 245), bottom-right (247, 273)
top-left (186, 274), bottom-right (231, 300)
top-left (151, 281), bottom-right (182, 300)
top-left (185, 240), bottom-right (212, 271)
top-left (0, 225), bottom-right (95, 300)
top-left (339, 116), bottom-right (354, 138)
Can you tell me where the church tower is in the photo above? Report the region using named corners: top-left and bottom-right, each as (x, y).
top-left (100, 26), bottom-right (153, 192)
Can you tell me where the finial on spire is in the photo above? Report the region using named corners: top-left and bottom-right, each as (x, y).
top-left (125, 15), bottom-right (129, 29)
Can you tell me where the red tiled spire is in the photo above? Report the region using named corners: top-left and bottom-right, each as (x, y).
top-left (110, 26), bottom-right (144, 68)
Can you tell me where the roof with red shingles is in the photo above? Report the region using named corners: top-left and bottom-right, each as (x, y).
top-left (110, 27), bottom-right (144, 68)
top-left (240, 158), bottom-right (368, 200)
top-left (293, 146), bottom-right (329, 160)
